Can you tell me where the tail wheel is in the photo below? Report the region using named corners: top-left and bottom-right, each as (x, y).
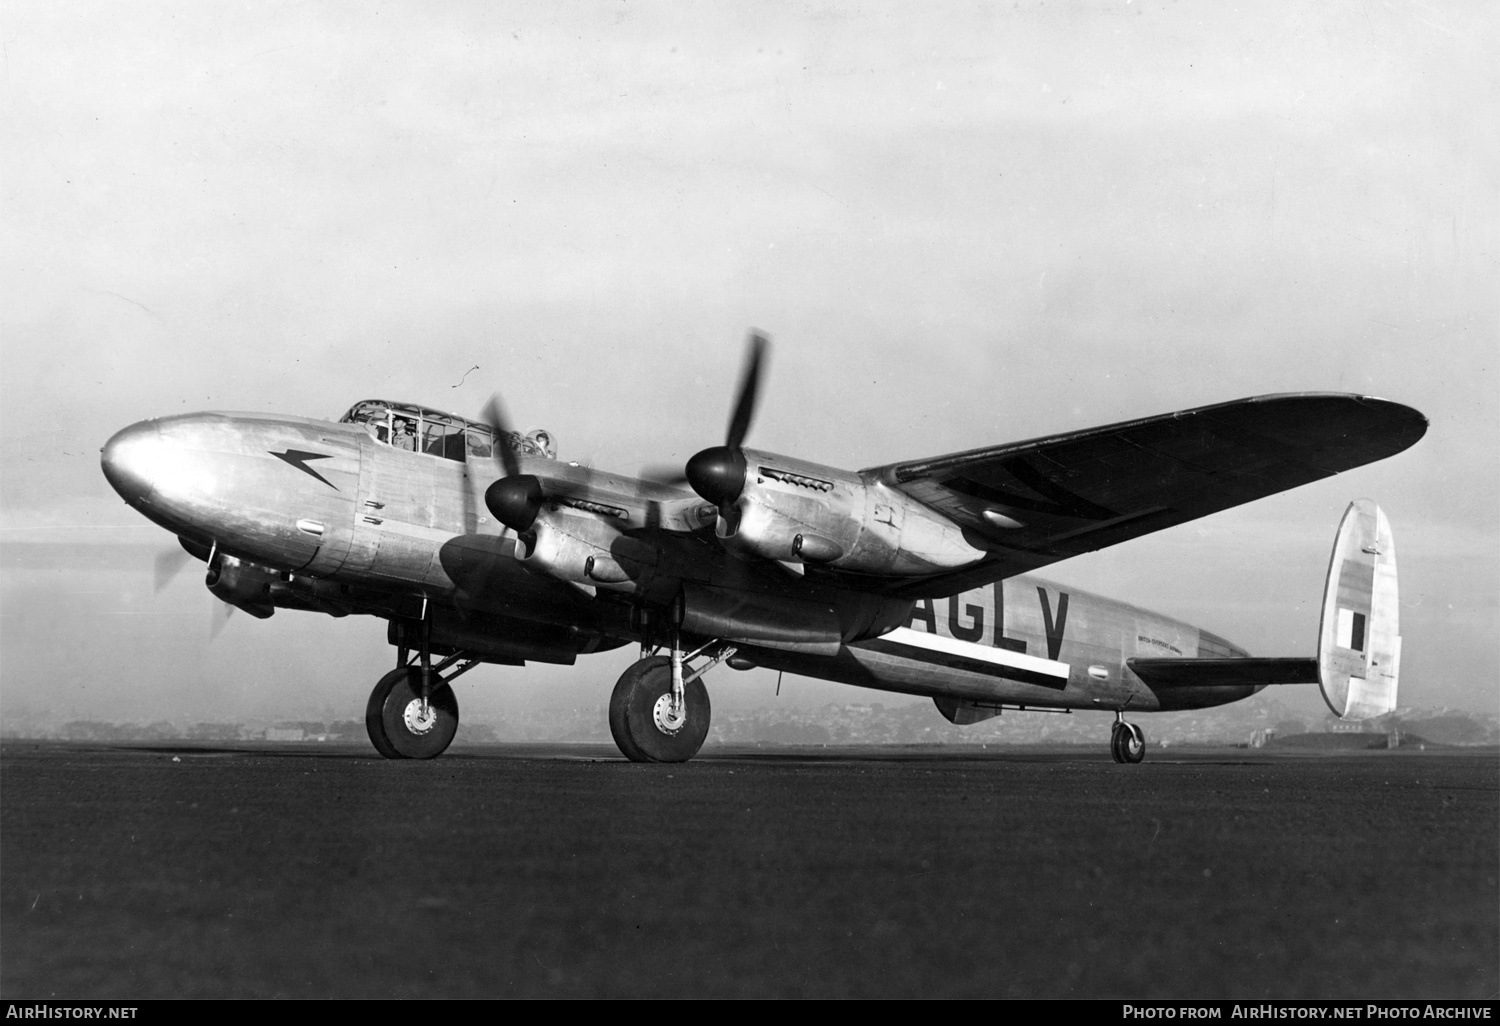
top-left (366, 666), bottom-right (459, 760)
top-left (609, 656), bottom-right (711, 763)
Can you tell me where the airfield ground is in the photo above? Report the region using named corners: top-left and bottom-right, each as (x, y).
top-left (1, 741), bottom-right (1494, 999)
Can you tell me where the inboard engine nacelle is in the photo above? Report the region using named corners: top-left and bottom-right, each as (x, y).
top-left (515, 508), bottom-right (658, 588)
top-left (687, 446), bottom-right (988, 575)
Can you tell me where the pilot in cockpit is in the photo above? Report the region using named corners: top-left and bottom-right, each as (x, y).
top-left (392, 417), bottom-right (417, 451)
top-left (528, 429), bottom-right (556, 459)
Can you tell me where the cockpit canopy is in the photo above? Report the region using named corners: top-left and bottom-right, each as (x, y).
top-left (339, 401), bottom-right (556, 464)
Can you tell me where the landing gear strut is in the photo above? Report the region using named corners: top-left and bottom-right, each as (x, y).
top-left (608, 634), bottom-right (734, 763)
top-left (1111, 713), bottom-right (1145, 764)
top-left (366, 621), bottom-right (479, 759)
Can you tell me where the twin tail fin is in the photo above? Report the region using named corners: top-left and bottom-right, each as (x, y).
top-left (1316, 499), bottom-right (1401, 719)
top-left (1126, 499), bottom-right (1402, 721)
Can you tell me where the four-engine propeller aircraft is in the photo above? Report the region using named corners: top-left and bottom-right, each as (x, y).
top-left (100, 333), bottom-right (1425, 763)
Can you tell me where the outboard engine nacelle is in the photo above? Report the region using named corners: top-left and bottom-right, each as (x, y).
top-left (691, 446), bottom-right (988, 576)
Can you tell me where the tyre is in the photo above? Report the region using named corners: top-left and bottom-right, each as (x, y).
top-left (608, 656), bottom-right (710, 763)
top-left (1109, 722), bottom-right (1126, 764)
top-left (366, 666), bottom-right (459, 760)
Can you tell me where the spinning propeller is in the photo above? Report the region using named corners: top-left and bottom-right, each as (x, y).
top-left (152, 535), bottom-right (239, 639)
top-left (477, 330), bottom-right (768, 543)
top-left (684, 330), bottom-right (768, 529)
top-left (154, 545), bottom-right (194, 594)
top-left (480, 396), bottom-right (545, 536)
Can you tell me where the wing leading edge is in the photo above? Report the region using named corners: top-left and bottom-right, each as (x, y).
top-left (830, 393), bottom-right (1425, 599)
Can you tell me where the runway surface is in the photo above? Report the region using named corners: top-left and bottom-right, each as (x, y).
top-left (2, 740), bottom-right (1495, 999)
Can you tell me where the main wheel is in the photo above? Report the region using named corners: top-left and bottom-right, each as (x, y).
top-left (1119, 721), bottom-right (1145, 764)
top-left (1109, 722), bottom-right (1127, 764)
top-left (366, 666), bottom-right (459, 760)
top-left (608, 656), bottom-right (711, 763)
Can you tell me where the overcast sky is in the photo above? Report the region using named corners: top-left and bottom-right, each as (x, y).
top-left (2, 1), bottom-right (1495, 729)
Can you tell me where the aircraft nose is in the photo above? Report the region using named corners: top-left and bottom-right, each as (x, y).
top-left (100, 420), bottom-right (161, 505)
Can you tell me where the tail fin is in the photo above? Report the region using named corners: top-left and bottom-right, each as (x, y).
top-left (1317, 499), bottom-right (1401, 719)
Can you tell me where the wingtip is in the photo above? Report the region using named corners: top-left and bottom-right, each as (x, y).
top-left (1355, 395), bottom-right (1429, 447)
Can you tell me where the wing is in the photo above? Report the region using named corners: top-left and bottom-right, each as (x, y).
top-left (830, 393), bottom-right (1426, 598)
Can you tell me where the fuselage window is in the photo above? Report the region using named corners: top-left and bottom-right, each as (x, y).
top-left (466, 426), bottom-right (493, 459)
top-left (348, 403), bottom-right (484, 463)
top-left (343, 403), bottom-right (391, 443)
top-left (422, 421), bottom-right (467, 462)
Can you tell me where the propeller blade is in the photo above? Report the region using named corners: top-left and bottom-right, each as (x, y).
top-left (209, 599), bottom-right (234, 641)
top-left (153, 547), bottom-right (193, 593)
top-left (725, 330), bottom-right (768, 451)
top-left (685, 331), bottom-right (770, 515)
top-left (479, 394), bottom-right (521, 479)
top-left (635, 464), bottom-right (692, 488)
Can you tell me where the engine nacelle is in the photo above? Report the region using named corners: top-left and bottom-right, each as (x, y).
top-left (714, 448), bottom-right (988, 576)
top-left (675, 583), bottom-right (912, 656)
top-left (205, 552), bottom-right (276, 618)
top-left (514, 507), bottom-right (658, 589)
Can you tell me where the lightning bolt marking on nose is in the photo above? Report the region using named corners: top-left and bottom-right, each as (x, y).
top-left (269, 449), bottom-right (338, 490)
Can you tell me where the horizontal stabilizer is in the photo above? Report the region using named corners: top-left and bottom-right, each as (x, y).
top-left (1128, 657), bottom-right (1319, 688)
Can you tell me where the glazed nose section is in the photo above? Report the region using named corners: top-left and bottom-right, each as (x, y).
top-left (101, 420), bottom-right (161, 505)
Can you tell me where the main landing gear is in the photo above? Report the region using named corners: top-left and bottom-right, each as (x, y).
top-left (609, 634), bottom-right (736, 763)
top-left (366, 616), bottom-right (479, 759)
top-left (1111, 712), bottom-right (1145, 764)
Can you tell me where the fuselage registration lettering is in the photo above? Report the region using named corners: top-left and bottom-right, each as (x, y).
top-left (907, 582), bottom-right (1068, 655)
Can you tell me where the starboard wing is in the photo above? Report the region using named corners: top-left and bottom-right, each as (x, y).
top-left (838, 394), bottom-right (1425, 599)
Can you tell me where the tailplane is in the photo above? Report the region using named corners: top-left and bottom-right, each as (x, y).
top-left (1317, 499), bottom-right (1401, 719)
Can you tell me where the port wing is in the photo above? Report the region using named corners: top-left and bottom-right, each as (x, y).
top-left (850, 394), bottom-right (1425, 598)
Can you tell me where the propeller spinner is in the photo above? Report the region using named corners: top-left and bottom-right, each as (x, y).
top-left (684, 331), bottom-right (767, 516)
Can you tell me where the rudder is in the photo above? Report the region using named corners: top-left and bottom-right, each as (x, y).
top-left (1317, 499), bottom-right (1401, 719)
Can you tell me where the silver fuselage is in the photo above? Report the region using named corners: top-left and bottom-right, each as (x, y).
top-left (102, 410), bottom-right (1258, 713)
